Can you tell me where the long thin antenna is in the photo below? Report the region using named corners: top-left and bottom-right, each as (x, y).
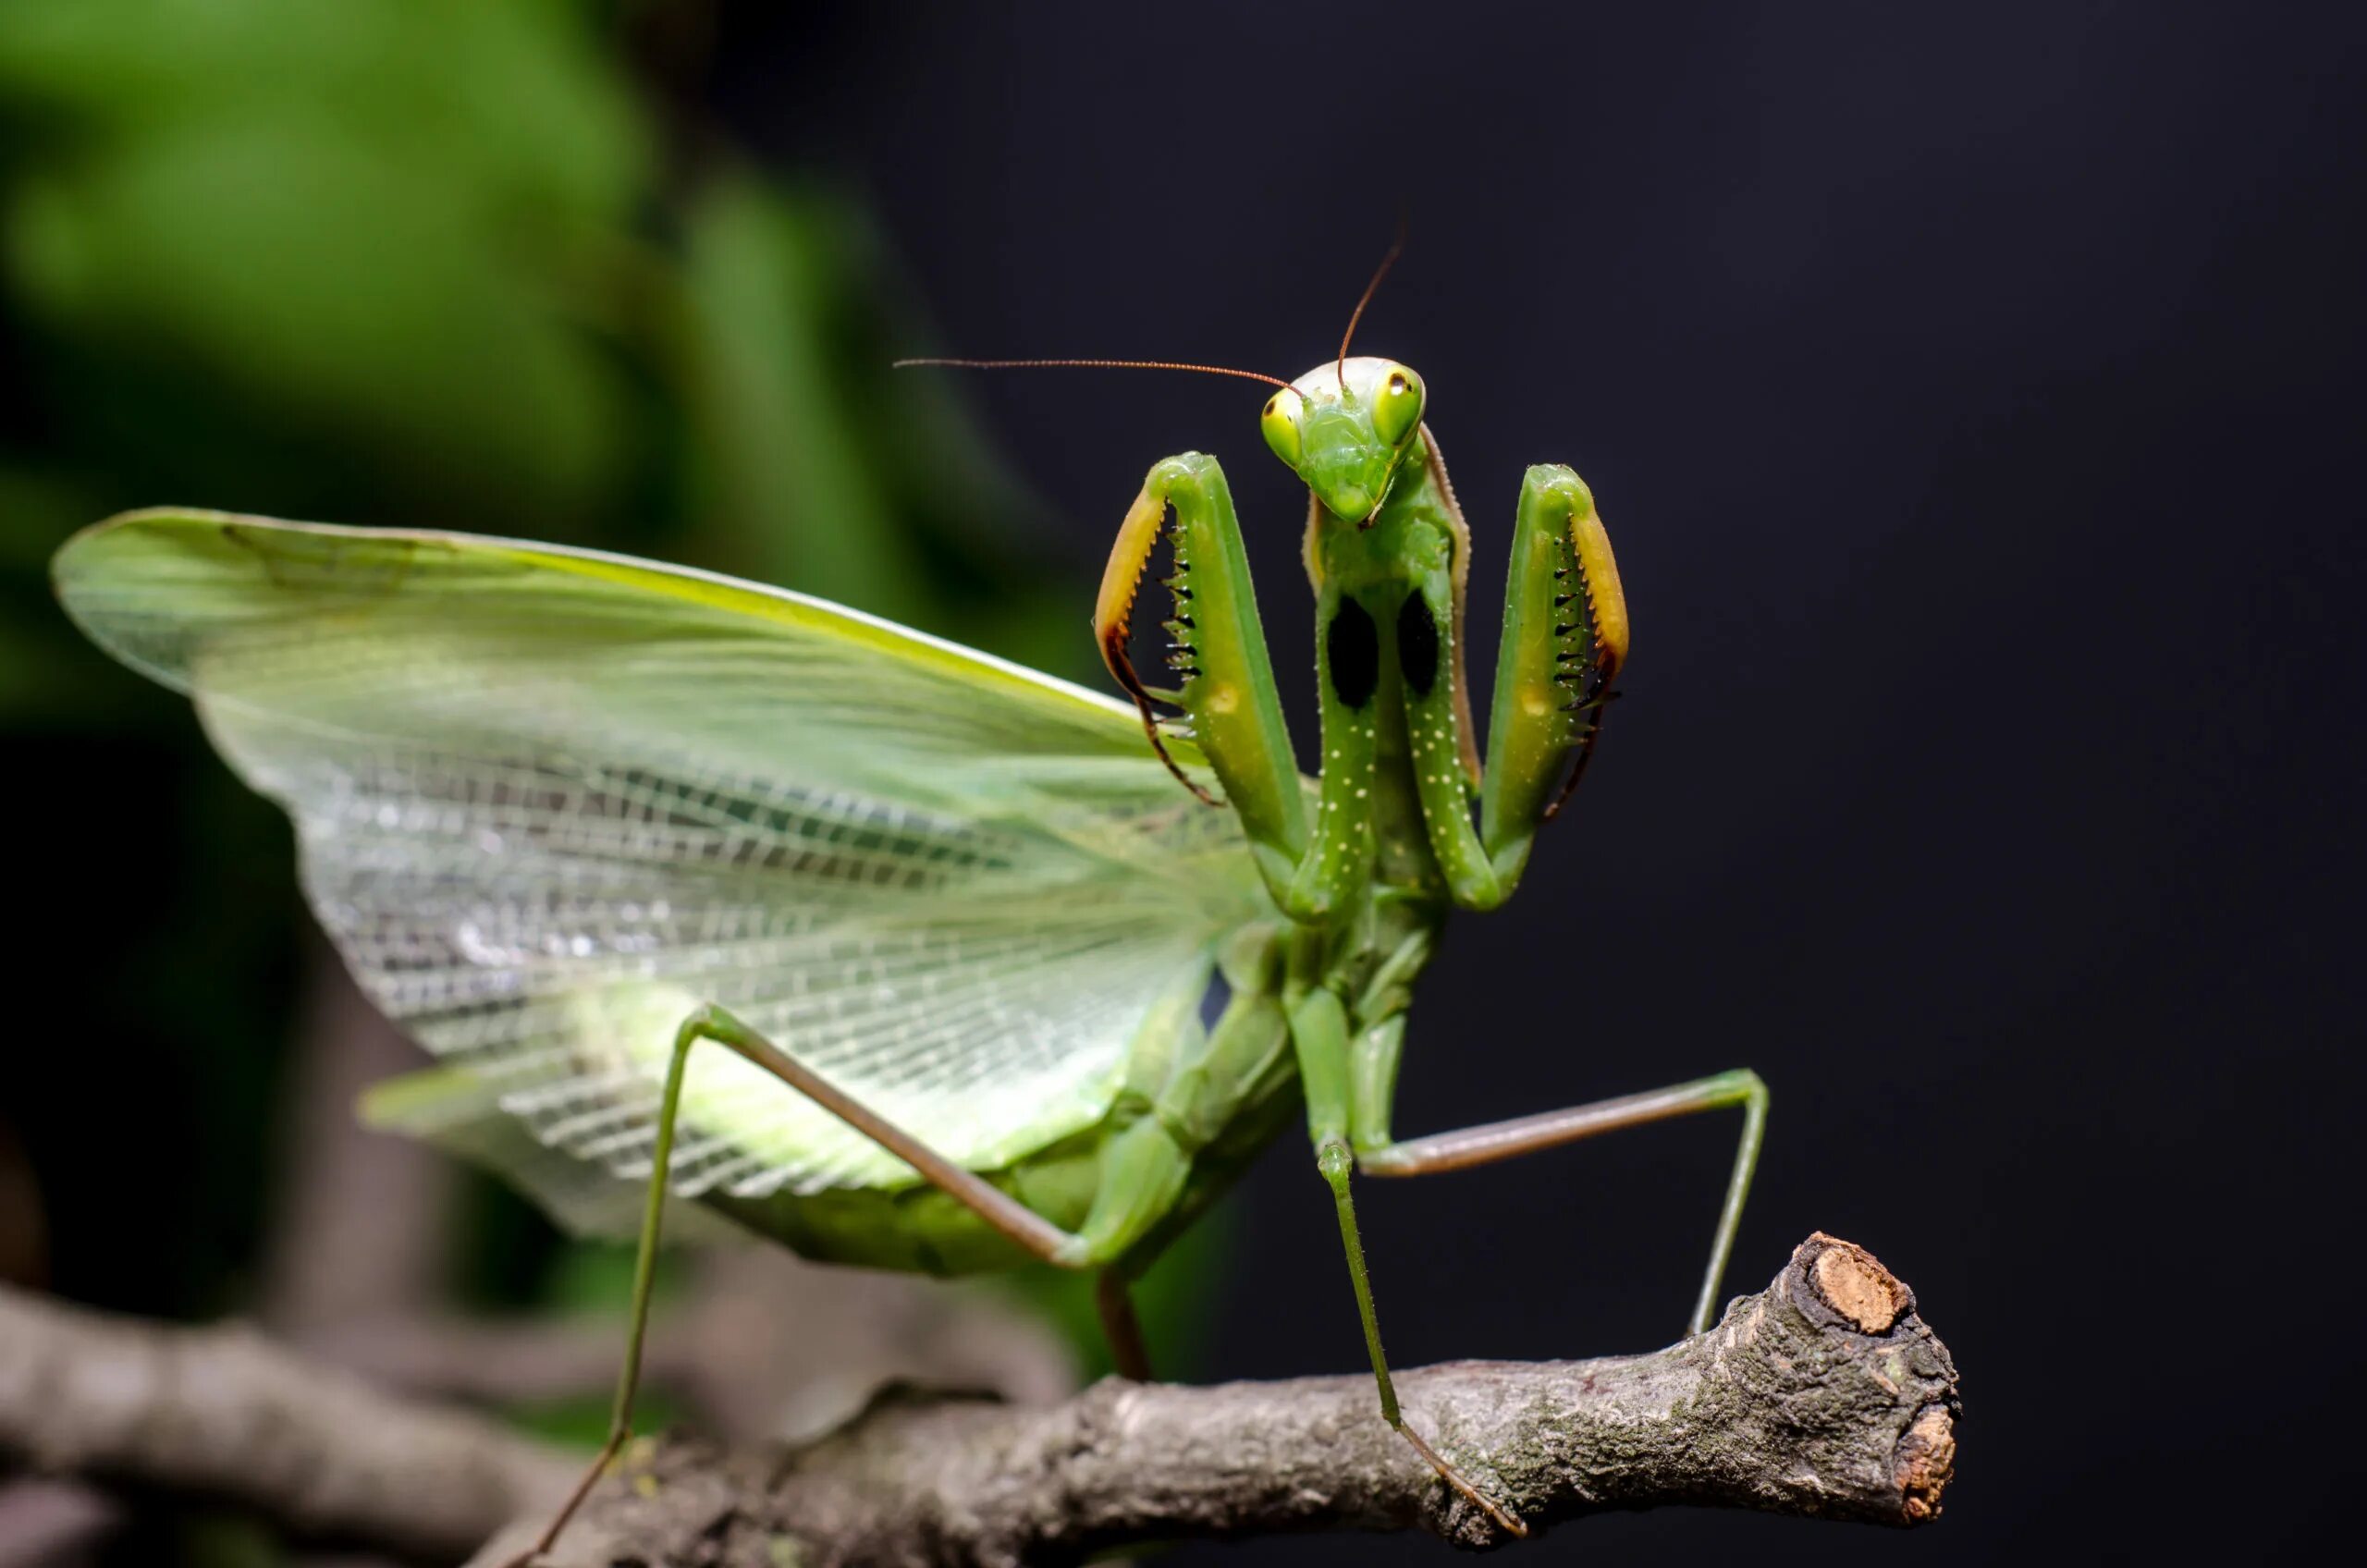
top-left (893, 356), bottom-right (1294, 391)
top-left (1336, 222), bottom-right (1407, 392)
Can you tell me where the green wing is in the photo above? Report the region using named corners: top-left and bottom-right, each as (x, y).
top-left (55, 510), bottom-right (1267, 1216)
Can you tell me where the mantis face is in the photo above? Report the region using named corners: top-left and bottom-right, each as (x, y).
top-left (1262, 356), bottom-right (1428, 524)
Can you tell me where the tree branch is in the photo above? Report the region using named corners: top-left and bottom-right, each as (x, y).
top-left (0, 1284), bottom-right (576, 1561)
top-left (1, 1235), bottom-right (1957, 1565)
top-left (475, 1234), bottom-right (1958, 1565)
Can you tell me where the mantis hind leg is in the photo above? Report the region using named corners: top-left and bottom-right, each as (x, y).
top-left (502, 1003), bottom-right (1110, 1567)
top-left (1095, 1270), bottom-right (1153, 1381)
top-left (1358, 1069), bottom-right (1772, 1336)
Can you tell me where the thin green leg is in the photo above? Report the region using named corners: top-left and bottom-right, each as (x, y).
top-left (1318, 1137), bottom-right (1524, 1537)
top-left (1318, 1137), bottom-right (1399, 1423)
top-left (1292, 986), bottom-right (1527, 1537)
top-left (502, 1003), bottom-right (1091, 1567)
top-left (1694, 1072), bottom-right (1770, 1335)
top-left (1358, 1068), bottom-right (1771, 1336)
top-left (499, 1011), bottom-right (704, 1568)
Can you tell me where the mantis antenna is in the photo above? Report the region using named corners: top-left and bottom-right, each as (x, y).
top-left (899, 223), bottom-right (1413, 397)
top-left (1336, 225), bottom-right (1406, 392)
top-left (892, 356), bottom-right (1295, 391)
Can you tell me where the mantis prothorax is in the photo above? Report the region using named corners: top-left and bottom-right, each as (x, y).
top-left (51, 253), bottom-right (1768, 1556)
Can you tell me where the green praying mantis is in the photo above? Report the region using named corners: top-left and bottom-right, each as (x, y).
top-left (50, 255), bottom-right (1770, 1554)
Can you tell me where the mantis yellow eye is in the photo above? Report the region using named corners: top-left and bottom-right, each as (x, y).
top-left (1261, 388), bottom-right (1305, 466)
top-left (1371, 365), bottom-right (1425, 447)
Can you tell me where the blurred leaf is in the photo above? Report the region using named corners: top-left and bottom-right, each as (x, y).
top-left (175, 1511), bottom-right (279, 1568)
top-left (537, 1237), bottom-right (686, 1320)
top-left (510, 1388), bottom-right (682, 1451)
top-left (0, 1), bottom-right (650, 532)
top-left (667, 172), bottom-right (922, 608)
top-left (0, 461), bottom-right (121, 724)
top-left (0, 0), bottom-right (643, 213)
top-left (9, 124), bottom-right (632, 521)
top-left (0, 459), bottom-right (88, 570)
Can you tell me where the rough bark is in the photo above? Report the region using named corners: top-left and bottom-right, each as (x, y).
top-left (0, 1284), bottom-right (577, 1561)
top-left (473, 1233), bottom-right (1958, 1566)
top-left (0, 1235), bottom-right (1956, 1565)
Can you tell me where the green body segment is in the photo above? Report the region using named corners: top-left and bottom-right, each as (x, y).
top-left (704, 1072), bottom-right (1297, 1279)
top-left (690, 925), bottom-right (1304, 1280)
top-left (1320, 439), bottom-right (1505, 910)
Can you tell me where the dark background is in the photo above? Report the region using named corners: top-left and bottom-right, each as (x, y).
top-left (717, 5), bottom-right (2366, 1562)
top-left (6, 3), bottom-right (2361, 1563)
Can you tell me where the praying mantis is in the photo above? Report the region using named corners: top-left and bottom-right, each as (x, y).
top-left (49, 255), bottom-right (1769, 1555)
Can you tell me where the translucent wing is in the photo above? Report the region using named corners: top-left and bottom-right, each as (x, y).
top-left (55, 510), bottom-right (1269, 1210)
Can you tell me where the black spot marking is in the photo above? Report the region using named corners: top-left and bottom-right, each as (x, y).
top-left (1327, 597), bottom-right (1380, 709)
top-left (1396, 590), bottom-right (1440, 698)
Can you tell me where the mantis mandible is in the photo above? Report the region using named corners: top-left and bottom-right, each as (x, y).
top-left (50, 251), bottom-right (1769, 1554)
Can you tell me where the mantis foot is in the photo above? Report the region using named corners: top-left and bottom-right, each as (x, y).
top-left (1395, 1419), bottom-right (1527, 1538)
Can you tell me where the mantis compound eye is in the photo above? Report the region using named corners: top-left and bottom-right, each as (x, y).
top-left (1370, 364), bottom-right (1425, 447)
top-left (1261, 387), bottom-right (1306, 466)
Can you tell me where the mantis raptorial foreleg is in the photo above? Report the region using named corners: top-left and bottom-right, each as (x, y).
top-left (1392, 460), bottom-right (1629, 908)
top-left (1098, 447), bottom-right (1448, 928)
top-left (1355, 1069), bottom-right (1771, 1337)
top-left (1098, 453), bottom-right (1310, 897)
top-left (1098, 451), bottom-right (1629, 923)
top-left (1474, 463), bottom-right (1628, 887)
top-left (1379, 460), bottom-right (1626, 911)
top-left (504, 1004), bottom-right (1177, 1567)
top-left (1099, 452), bottom-right (1428, 925)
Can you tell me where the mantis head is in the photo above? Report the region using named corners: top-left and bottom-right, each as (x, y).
top-left (1261, 356), bottom-right (1427, 525)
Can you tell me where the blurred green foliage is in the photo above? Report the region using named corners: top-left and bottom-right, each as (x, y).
top-left (0, 3), bottom-right (1223, 1494)
top-left (0, 0), bottom-right (1074, 656)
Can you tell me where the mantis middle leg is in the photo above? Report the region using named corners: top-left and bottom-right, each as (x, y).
top-left (1355, 1048), bottom-right (1771, 1337)
top-left (501, 1003), bottom-right (1184, 1566)
top-left (1288, 986), bottom-right (1528, 1537)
